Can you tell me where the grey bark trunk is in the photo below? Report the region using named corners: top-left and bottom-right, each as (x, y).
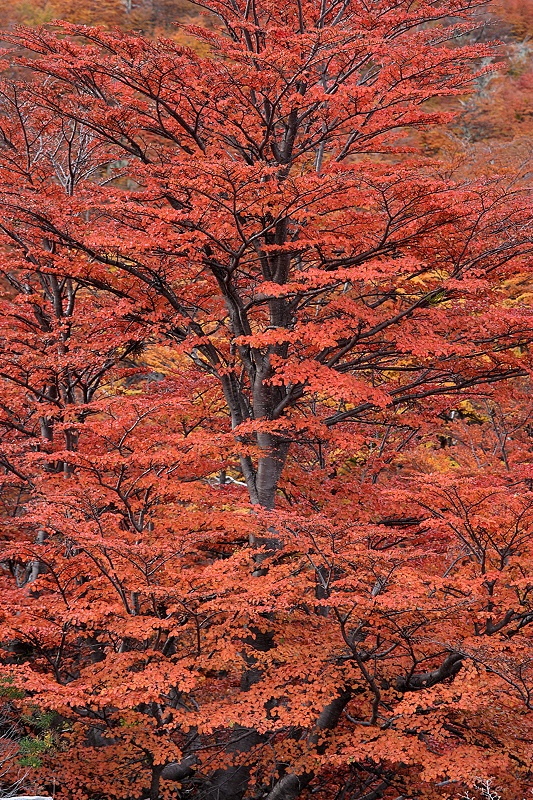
top-left (264, 689), bottom-right (352, 800)
top-left (255, 434), bottom-right (290, 509)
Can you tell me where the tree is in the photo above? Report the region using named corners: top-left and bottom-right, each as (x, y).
top-left (0, 0), bottom-right (203, 43)
top-left (0, 1), bottom-right (532, 798)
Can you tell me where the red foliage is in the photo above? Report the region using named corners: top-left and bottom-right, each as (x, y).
top-left (0, 1), bottom-right (532, 799)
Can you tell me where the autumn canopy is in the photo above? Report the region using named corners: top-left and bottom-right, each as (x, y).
top-left (0, 0), bottom-right (532, 798)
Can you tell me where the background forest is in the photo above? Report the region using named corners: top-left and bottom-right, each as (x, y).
top-left (0, 1), bottom-right (533, 800)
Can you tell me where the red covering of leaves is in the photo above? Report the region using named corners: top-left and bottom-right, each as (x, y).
top-left (0, 1), bottom-right (532, 799)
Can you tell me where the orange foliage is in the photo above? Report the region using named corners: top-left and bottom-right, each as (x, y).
top-left (492, 0), bottom-right (533, 38)
top-left (0, 0), bottom-right (205, 41)
top-left (0, 2), bottom-right (531, 800)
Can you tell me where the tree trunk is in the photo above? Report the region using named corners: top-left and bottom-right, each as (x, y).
top-left (255, 434), bottom-right (290, 509)
top-left (264, 690), bottom-right (352, 800)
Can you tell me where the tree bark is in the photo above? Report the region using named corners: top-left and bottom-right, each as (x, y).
top-left (264, 689), bottom-right (352, 800)
top-left (395, 652), bottom-right (464, 692)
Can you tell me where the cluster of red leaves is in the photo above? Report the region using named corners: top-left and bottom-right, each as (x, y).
top-left (0, 1), bottom-right (532, 799)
